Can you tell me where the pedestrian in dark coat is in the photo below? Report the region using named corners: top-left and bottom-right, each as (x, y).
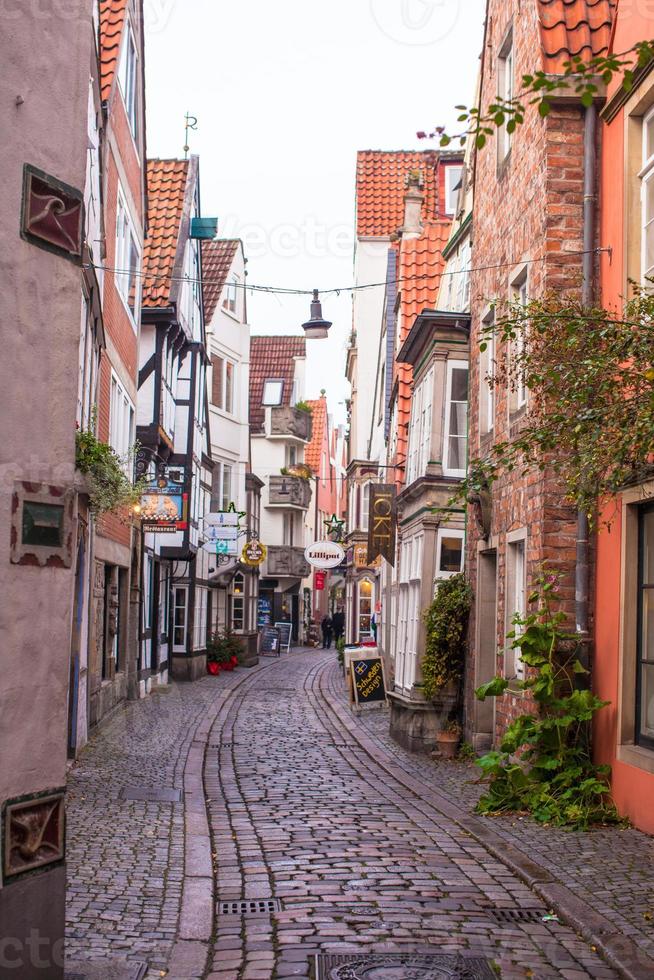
top-left (332, 610), bottom-right (345, 643)
top-left (321, 614), bottom-right (333, 649)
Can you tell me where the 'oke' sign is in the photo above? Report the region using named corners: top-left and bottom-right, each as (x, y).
top-left (350, 657), bottom-right (387, 706)
top-left (367, 485), bottom-right (396, 566)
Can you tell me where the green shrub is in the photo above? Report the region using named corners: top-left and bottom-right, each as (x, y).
top-left (422, 573), bottom-right (472, 700)
top-left (206, 629), bottom-right (244, 664)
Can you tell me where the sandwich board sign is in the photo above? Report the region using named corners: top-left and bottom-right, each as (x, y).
top-left (274, 621), bottom-right (292, 653)
top-left (350, 656), bottom-right (387, 706)
top-left (259, 626), bottom-right (281, 657)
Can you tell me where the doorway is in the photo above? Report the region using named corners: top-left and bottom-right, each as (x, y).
top-left (474, 550), bottom-right (498, 750)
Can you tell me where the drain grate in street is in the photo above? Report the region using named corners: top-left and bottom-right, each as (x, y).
top-left (120, 786), bottom-right (181, 803)
top-left (315, 953), bottom-right (497, 979)
top-left (219, 898), bottom-right (281, 916)
top-left (488, 907), bottom-right (545, 925)
top-left (65, 962), bottom-right (146, 980)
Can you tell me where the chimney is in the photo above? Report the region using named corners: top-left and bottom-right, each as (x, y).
top-left (401, 169), bottom-right (424, 239)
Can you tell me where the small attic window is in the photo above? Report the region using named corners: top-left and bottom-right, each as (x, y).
top-left (262, 380), bottom-right (284, 405)
top-left (445, 166), bottom-right (463, 215)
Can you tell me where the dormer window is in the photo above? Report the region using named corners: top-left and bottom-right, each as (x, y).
top-left (445, 165), bottom-right (463, 215)
top-left (118, 22), bottom-right (138, 139)
top-left (262, 380), bottom-right (283, 405)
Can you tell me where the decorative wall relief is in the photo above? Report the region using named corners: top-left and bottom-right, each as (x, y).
top-left (3, 791), bottom-right (65, 879)
top-left (21, 164), bottom-right (84, 261)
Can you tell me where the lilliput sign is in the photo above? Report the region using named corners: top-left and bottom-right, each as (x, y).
top-left (304, 540), bottom-right (346, 569)
top-left (367, 484), bottom-right (396, 566)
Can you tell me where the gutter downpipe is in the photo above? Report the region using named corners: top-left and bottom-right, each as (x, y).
top-left (576, 102), bottom-right (597, 659)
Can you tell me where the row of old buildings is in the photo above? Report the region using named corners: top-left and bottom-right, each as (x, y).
top-left (0, 0), bottom-right (346, 970)
top-left (345, 0), bottom-right (654, 835)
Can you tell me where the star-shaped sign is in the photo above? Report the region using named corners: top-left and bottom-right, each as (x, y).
top-left (324, 513), bottom-right (345, 540)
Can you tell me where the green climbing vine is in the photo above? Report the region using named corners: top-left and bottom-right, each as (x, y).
top-left (422, 573), bottom-right (472, 700)
top-left (75, 424), bottom-right (145, 516)
top-left (474, 573), bottom-right (624, 830)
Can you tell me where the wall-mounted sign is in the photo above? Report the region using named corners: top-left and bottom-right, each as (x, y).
top-left (205, 511), bottom-right (241, 528)
top-left (242, 540), bottom-right (267, 566)
top-left (367, 484), bottom-right (397, 566)
top-left (305, 540), bottom-right (345, 569)
top-left (202, 538), bottom-right (238, 556)
top-left (353, 544), bottom-right (382, 570)
top-left (141, 469), bottom-right (188, 534)
top-left (315, 571), bottom-right (326, 591)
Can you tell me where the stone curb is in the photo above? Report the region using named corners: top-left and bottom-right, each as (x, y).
top-left (318, 663), bottom-right (654, 980)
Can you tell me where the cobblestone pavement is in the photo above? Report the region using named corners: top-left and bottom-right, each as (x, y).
top-left (65, 665), bottom-right (266, 979)
top-left (203, 651), bottom-right (625, 980)
top-left (323, 662), bottom-right (654, 964)
top-left (66, 649), bottom-right (654, 980)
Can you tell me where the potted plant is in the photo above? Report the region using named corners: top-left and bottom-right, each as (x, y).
top-left (435, 720), bottom-right (462, 760)
top-left (206, 629), bottom-right (243, 675)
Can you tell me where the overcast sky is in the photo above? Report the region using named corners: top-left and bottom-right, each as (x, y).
top-left (145, 0), bottom-right (487, 425)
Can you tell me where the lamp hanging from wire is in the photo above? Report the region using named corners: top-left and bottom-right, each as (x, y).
top-left (302, 289), bottom-right (332, 339)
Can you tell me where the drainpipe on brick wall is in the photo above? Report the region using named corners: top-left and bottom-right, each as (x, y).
top-left (576, 103), bottom-right (597, 657)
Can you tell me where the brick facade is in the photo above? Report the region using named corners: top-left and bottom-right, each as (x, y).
top-left (465, 0), bottom-right (596, 744)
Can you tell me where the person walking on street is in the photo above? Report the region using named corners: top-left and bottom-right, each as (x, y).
top-left (332, 609), bottom-right (345, 644)
top-left (321, 614), bottom-right (333, 649)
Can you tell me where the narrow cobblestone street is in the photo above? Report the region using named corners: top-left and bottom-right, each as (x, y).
top-left (66, 652), bottom-right (654, 980)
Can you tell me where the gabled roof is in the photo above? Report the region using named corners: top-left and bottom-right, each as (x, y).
top-left (305, 397), bottom-right (328, 472)
top-left (537, 0), bottom-right (616, 73)
top-left (142, 159), bottom-right (189, 308)
top-left (356, 151), bottom-right (438, 238)
top-left (249, 336), bottom-right (306, 434)
top-left (201, 240), bottom-right (240, 322)
top-left (99, 0), bottom-right (128, 102)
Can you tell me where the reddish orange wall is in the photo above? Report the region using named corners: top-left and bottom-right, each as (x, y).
top-left (594, 6), bottom-right (654, 832)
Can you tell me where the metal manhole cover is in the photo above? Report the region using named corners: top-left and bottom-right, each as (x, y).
top-left (65, 962), bottom-right (146, 980)
top-left (315, 953), bottom-right (497, 979)
top-left (120, 786), bottom-right (181, 803)
top-left (488, 908), bottom-right (544, 925)
top-left (219, 898), bottom-right (281, 916)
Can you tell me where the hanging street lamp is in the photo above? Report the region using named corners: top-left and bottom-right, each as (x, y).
top-left (302, 289), bottom-right (332, 340)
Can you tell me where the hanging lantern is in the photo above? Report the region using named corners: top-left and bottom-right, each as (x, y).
top-left (302, 289), bottom-right (332, 340)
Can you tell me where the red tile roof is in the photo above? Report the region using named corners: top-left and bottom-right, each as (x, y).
top-left (305, 397), bottom-right (328, 472)
top-left (249, 336), bottom-right (306, 434)
top-left (356, 151), bottom-right (439, 238)
top-left (393, 222), bottom-right (451, 482)
top-left (142, 159), bottom-right (189, 308)
top-left (201, 240), bottom-right (240, 323)
top-left (99, 1), bottom-right (128, 102)
top-left (537, 0), bottom-right (616, 73)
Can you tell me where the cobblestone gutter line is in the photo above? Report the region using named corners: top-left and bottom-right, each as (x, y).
top-left (319, 659), bottom-right (654, 980)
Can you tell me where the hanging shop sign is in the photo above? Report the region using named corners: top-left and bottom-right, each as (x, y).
top-left (202, 538), bottom-right (238, 556)
top-left (315, 571), bottom-right (326, 591)
top-left (242, 540), bottom-right (267, 567)
top-left (367, 484), bottom-right (397, 566)
top-left (304, 540), bottom-right (345, 569)
top-left (205, 511), bottom-right (240, 528)
top-left (350, 656), bottom-right (387, 706)
top-left (140, 468), bottom-right (188, 534)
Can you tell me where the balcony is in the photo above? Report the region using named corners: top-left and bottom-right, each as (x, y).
top-left (269, 406), bottom-right (312, 443)
top-left (265, 545), bottom-right (310, 578)
top-left (267, 475), bottom-right (311, 510)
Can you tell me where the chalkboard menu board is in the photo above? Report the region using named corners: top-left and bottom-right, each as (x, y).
top-left (274, 621), bottom-right (292, 653)
top-left (351, 657), bottom-right (387, 705)
top-left (259, 627), bottom-right (281, 657)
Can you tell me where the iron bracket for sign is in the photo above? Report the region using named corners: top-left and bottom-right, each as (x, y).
top-left (134, 446), bottom-right (169, 482)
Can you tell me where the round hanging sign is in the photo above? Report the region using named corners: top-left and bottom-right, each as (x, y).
top-left (241, 540), bottom-right (267, 567)
top-left (304, 540), bottom-right (345, 569)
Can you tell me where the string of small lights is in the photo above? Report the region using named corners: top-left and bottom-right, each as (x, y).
top-left (84, 245), bottom-right (610, 298)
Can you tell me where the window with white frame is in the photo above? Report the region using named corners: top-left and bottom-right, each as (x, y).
top-left (506, 536), bottom-right (526, 679)
top-left (361, 483), bottom-right (371, 533)
top-left (497, 31), bottom-right (514, 164)
top-left (231, 572), bottom-right (245, 632)
top-left (211, 355), bottom-right (235, 414)
top-left (445, 165), bottom-right (463, 215)
top-left (212, 461), bottom-right (232, 512)
top-left (173, 586), bottom-right (188, 651)
top-left (262, 379), bottom-right (283, 405)
top-left (406, 369), bottom-right (434, 485)
top-left (642, 107), bottom-right (654, 283)
top-left (480, 310), bottom-right (495, 434)
top-left (118, 21), bottom-right (138, 139)
top-left (443, 361), bottom-right (468, 476)
top-left (436, 528), bottom-right (465, 579)
top-left (283, 511), bottom-right (297, 546)
top-left (109, 373), bottom-right (135, 467)
top-left (115, 190), bottom-right (140, 324)
top-left (223, 276), bottom-right (239, 315)
top-left (510, 272), bottom-right (528, 410)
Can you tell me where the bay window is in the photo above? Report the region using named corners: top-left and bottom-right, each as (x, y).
top-left (443, 361), bottom-right (468, 476)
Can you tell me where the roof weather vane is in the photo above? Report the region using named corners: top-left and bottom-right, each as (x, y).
top-left (184, 112), bottom-right (198, 159)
